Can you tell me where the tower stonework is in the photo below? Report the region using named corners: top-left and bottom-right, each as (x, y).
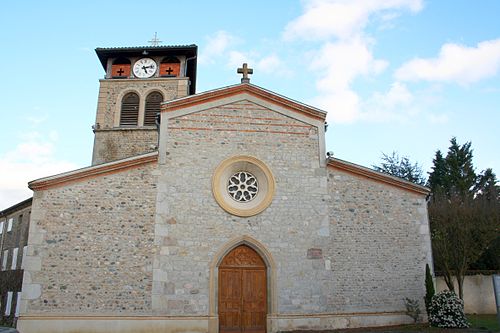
top-left (92, 45), bottom-right (197, 165)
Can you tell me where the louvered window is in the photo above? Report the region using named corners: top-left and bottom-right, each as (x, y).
top-left (120, 93), bottom-right (139, 126)
top-left (144, 92), bottom-right (163, 126)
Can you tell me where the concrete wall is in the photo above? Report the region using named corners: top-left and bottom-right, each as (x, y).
top-left (436, 275), bottom-right (497, 314)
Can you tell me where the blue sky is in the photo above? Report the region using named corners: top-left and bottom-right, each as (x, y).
top-left (1, 0), bottom-right (499, 208)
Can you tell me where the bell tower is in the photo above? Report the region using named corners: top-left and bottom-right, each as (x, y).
top-left (91, 44), bottom-right (197, 165)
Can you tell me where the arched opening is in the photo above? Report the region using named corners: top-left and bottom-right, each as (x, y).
top-left (160, 56), bottom-right (181, 77)
top-left (218, 245), bottom-right (267, 333)
top-left (111, 57), bottom-right (131, 78)
top-left (119, 92), bottom-right (139, 126)
top-left (144, 91), bottom-right (163, 126)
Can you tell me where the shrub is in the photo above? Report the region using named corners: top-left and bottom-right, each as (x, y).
top-left (424, 263), bottom-right (435, 316)
top-left (404, 298), bottom-right (421, 323)
top-left (428, 290), bottom-right (469, 328)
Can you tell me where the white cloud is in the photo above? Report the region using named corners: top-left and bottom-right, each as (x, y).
top-left (313, 88), bottom-right (361, 123)
top-left (284, 0), bottom-right (424, 124)
top-left (283, 0), bottom-right (423, 41)
top-left (361, 81), bottom-right (417, 122)
top-left (227, 50), bottom-right (255, 70)
top-left (311, 38), bottom-right (388, 91)
top-left (0, 131), bottom-right (78, 209)
top-left (308, 38), bottom-right (388, 123)
top-left (257, 54), bottom-right (293, 78)
top-left (395, 38), bottom-right (500, 84)
top-left (198, 30), bottom-right (238, 65)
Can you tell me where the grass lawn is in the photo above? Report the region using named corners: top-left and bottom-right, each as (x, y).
top-left (467, 314), bottom-right (499, 332)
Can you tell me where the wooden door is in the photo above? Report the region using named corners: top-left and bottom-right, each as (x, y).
top-left (219, 245), bottom-right (267, 333)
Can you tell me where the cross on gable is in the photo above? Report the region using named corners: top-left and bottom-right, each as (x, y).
top-left (237, 63), bottom-right (253, 83)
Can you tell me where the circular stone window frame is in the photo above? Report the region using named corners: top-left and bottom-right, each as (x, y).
top-left (212, 156), bottom-right (275, 217)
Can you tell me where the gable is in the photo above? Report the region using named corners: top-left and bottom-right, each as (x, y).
top-left (161, 83), bottom-right (326, 124)
top-left (168, 100), bottom-right (315, 137)
top-left (327, 158), bottom-right (429, 195)
top-left (29, 152), bottom-right (158, 191)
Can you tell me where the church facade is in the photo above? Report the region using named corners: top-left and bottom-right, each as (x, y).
top-left (17, 45), bottom-right (432, 333)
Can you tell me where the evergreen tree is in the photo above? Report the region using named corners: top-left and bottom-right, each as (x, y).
top-left (428, 137), bottom-right (500, 299)
top-left (424, 263), bottom-right (435, 316)
top-left (443, 137), bottom-right (476, 198)
top-left (427, 150), bottom-right (446, 196)
top-left (372, 151), bottom-right (426, 186)
top-left (475, 168), bottom-right (500, 201)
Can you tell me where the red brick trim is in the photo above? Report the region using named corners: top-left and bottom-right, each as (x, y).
top-left (29, 153), bottom-right (158, 191)
top-left (162, 84), bottom-right (327, 121)
top-left (327, 158), bottom-right (429, 195)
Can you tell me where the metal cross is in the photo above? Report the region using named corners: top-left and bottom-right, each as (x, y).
top-left (117, 68), bottom-right (125, 76)
top-left (165, 67), bottom-right (174, 75)
top-left (237, 63), bottom-right (253, 83)
top-left (148, 32), bottom-right (162, 46)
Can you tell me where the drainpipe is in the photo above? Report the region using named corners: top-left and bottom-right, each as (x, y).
top-left (184, 55), bottom-right (197, 95)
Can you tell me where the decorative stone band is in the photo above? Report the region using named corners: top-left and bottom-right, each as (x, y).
top-left (162, 83), bottom-right (327, 121)
top-left (17, 311), bottom-right (413, 333)
top-left (28, 152), bottom-right (158, 191)
top-left (327, 157), bottom-right (430, 195)
top-left (212, 155), bottom-right (275, 217)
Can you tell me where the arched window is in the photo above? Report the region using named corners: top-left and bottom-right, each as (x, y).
top-left (111, 58), bottom-right (131, 78)
top-left (120, 92), bottom-right (139, 126)
top-left (144, 92), bottom-right (163, 126)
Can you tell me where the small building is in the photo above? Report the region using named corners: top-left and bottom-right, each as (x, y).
top-left (0, 198), bottom-right (32, 326)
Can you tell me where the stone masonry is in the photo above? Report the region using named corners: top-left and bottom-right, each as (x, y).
top-left (22, 163), bottom-right (158, 314)
top-left (151, 99), bottom-right (431, 316)
top-left (20, 85), bottom-right (432, 333)
top-left (92, 78), bottom-right (189, 165)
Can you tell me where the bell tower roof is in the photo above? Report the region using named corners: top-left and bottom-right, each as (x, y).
top-left (95, 44), bottom-right (198, 94)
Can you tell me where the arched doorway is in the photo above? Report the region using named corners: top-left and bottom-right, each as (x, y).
top-left (218, 245), bottom-right (267, 333)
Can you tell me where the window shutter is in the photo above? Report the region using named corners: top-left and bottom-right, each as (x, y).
top-left (5, 292), bottom-right (12, 315)
top-left (120, 93), bottom-right (139, 126)
top-left (2, 250), bottom-right (8, 271)
top-left (144, 92), bottom-right (163, 126)
top-left (11, 248), bottom-right (18, 270)
top-left (15, 292), bottom-right (21, 317)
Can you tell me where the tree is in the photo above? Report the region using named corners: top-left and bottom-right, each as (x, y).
top-left (429, 195), bottom-right (498, 299)
top-left (427, 137), bottom-right (500, 299)
top-left (372, 151), bottom-right (426, 186)
top-left (424, 263), bottom-right (435, 316)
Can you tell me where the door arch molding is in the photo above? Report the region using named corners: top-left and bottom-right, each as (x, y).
top-left (209, 235), bottom-right (277, 319)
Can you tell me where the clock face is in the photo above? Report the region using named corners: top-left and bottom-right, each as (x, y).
top-left (133, 58), bottom-right (157, 78)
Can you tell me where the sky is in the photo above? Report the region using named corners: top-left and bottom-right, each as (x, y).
top-left (1, 0), bottom-right (499, 209)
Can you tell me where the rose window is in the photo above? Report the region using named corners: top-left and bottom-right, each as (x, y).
top-left (227, 171), bottom-right (259, 202)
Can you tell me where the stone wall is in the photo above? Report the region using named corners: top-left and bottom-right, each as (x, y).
top-left (326, 167), bottom-right (432, 313)
top-left (154, 100), bottom-right (328, 315)
top-left (152, 99), bottom-right (432, 320)
top-left (92, 128), bottom-right (158, 165)
top-left (22, 163), bottom-right (158, 315)
top-left (92, 78), bottom-right (189, 165)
